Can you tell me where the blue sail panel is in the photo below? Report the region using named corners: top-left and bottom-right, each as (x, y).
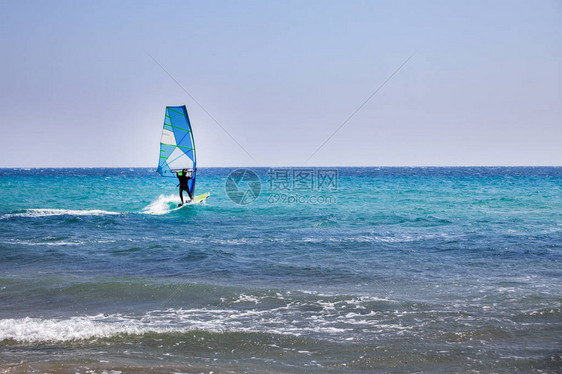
top-left (157, 105), bottom-right (197, 195)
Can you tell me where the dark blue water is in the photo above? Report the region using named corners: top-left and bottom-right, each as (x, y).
top-left (0, 167), bottom-right (560, 372)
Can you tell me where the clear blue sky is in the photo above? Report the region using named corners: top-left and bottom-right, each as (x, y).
top-left (1, 0), bottom-right (560, 167)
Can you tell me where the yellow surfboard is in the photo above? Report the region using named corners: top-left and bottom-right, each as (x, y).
top-left (193, 192), bottom-right (210, 203)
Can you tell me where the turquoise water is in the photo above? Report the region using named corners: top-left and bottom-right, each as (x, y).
top-left (0, 167), bottom-right (560, 373)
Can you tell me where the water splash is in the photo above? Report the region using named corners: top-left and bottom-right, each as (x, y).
top-left (141, 194), bottom-right (179, 215)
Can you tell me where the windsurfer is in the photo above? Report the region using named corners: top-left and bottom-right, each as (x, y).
top-left (176, 168), bottom-right (195, 206)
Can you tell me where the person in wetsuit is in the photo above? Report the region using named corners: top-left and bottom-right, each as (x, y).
top-left (176, 168), bottom-right (194, 206)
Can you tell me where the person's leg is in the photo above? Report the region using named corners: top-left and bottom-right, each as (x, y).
top-left (187, 189), bottom-right (193, 201)
top-left (179, 188), bottom-right (184, 205)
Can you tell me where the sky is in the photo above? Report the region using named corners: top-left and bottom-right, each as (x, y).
top-left (0, 0), bottom-right (561, 167)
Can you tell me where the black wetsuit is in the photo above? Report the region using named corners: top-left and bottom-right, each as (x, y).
top-left (177, 172), bottom-right (193, 202)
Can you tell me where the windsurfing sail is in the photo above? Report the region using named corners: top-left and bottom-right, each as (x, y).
top-left (157, 105), bottom-right (197, 195)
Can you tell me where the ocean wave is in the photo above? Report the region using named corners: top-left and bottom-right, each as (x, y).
top-left (0, 238), bottom-right (116, 246)
top-left (172, 233), bottom-right (458, 247)
top-left (1, 289), bottom-right (556, 346)
top-left (0, 296), bottom-right (405, 343)
top-left (0, 316), bottom-right (149, 343)
top-left (0, 209), bottom-right (120, 219)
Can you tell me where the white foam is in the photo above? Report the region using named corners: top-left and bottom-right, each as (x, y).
top-left (211, 238), bottom-right (263, 245)
top-left (1, 209), bottom-right (119, 219)
top-left (0, 297), bottom-right (405, 343)
top-left (141, 193), bottom-right (208, 215)
top-left (0, 316), bottom-right (149, 342)
top-left (232, 294), bottom-right (261, 304)
top-left (1, 238), bottom-right (116, 246)
top-left (0, 312), bottom-right (241, 343)
top-left (141, 194), bottom-right (179, 215)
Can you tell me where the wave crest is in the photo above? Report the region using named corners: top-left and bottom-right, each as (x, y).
top-left (1, 209), bottom-right (120, 219)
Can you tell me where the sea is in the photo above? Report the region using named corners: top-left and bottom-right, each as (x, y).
top-left (0, 167), bottom-right (560, 373)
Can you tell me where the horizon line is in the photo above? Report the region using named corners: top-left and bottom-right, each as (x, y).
top-left (1, 165), bottom-right (561, 169)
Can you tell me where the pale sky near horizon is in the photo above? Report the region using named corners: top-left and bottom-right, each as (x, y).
top-left (0, 0), bottom-right (561, 167)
